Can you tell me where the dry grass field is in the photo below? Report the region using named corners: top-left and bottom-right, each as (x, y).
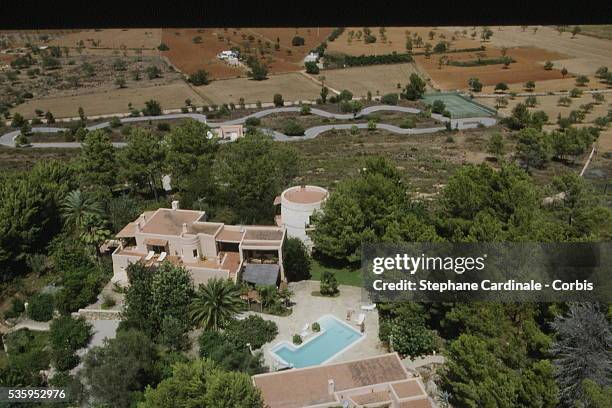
top-left (11, 83), bottom-right (205, 119)
top-left (416, 46), bottom-right (566, 90)
top-left (578, 25), bottom-right (612, 41)
top-left (483, 26), bottom-right (612, 76)
top-left (481, 77), bottom-right (608, 93)
top-left (326, 27), bottom-right (482, 56)
top-left (48, 29), bottom-right (162, 56)
top-left (475, 93), bottom-right (610, 132)
top-left (161, 27), bottom-right (331, 78)
top-left (193, 72), bottom-right (322, 105)
top-left (321, 63), bottom-right (424, 97)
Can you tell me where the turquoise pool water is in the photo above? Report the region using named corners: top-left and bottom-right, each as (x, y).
top-left (271, 315), bottom-right (363, 368)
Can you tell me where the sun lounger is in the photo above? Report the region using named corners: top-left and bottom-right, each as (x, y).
top-left (144, 250), bottom-right (155, 261)
top-left (158, 252), bottom-right (167, 262)
top-left (361, 304), bottom-right (377, 311)
top-left (300, 323), bottom-right (309, 338)
top-left (356, 313), bottom-right (366, 326)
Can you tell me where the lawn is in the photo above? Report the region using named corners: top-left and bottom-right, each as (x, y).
top-left (309, 259), bottom-right (363, 287)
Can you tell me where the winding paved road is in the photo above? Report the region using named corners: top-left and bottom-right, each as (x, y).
top-left (0, 106), bottom-right (496, 148)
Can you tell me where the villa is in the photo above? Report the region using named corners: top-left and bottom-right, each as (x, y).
top-left (111, 201), bottom-right (285, 287)
top-left (252, 353), bottom-right (433, 408)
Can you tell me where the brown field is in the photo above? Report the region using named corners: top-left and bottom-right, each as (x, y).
top-left (475, 93), bottom-right (610, 134)
top-left (49, 28), bottom-right (162, 50)
top-left (161, 27), bottom-right (332, 78)
top-left (417, 46), bottom-right (566, 90)
top-left (596, 128), bottom-right (612, 152)
top-left (326, 27), bottom-right (483, 56)
top-left (321, 63), bottom-right (424, 97)
top-left (11, 83), bottom-right (205, 119)
top-left (193, 72), bottom-right (322, 105)
top-left (481, 77), bottom-right (609, 93)
top-left (483, 26), bottom-right (612, 76)
top-left (578, 25), bottom-right (612, 41)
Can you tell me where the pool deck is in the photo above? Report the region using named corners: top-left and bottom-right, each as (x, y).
top-left (243, 280), bottom-right (386, 370)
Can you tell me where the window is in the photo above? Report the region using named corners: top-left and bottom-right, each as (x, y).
top-left (193, 249), bottom-right (198, 258)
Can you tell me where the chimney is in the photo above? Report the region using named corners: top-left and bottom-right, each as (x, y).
top-left (328, 379), bottom-right (335, 395)
top-left (171, 200), bottom-right (179, 210)
top-left (182, 223), bottom-right (188, 235)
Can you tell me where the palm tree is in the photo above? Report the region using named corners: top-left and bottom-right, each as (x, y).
top-left (60, 189), bottom-right (103, 232)
top-left (189, 278), bottom-right (242, 331)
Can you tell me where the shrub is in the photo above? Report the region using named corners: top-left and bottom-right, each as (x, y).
top-left (305, 61), bottom-right (319, 74)
top-left (575, 75), bottom-right (590, 86)
top-left (157, 43), bottom-right (169, 51)
top-left (312, 322), bottom-right (321, 332)
top-left (101, 295), bottom-right (116, 309)
top-left (273, 93), bottom-right (284, 107)
top-left (569, 88), bottom-right (583, 98)
top-left (31, 117), bottom-right (42, 125)
top-left (380, 93), bottom-right (398, 105)
top-left (320, 271), bottom-right (339, 296)
top-left (292, 334), bottom-right (302, 345)
top-left (189, 69), bottom-right (210, 86)
top-left (49, 316), bottom-right (92, 352)
top-left (28, 293), bottom-right (54, 321)
top-left (283, 237), bottom-right (311, 281)
top-left (109, 117), bottom-right (122, 128)
top-left (544, 61), bottom-right (554, 70)
top-left (245, 117), bottom-right (261, 127)
top-left (339, 101), bottom-right (352, 113)
top-left (51, 347), bottom-right (80, 371)
top-left (247, 61), bottom-right (268, 80)
top-left (446, 135), bottom-right (455, 143)
top-left (400, 117), bottom-right (416, 129)
top-left (283, 120), bottom-right (305, 136)
top-left (142, 99), bottom-right (162, 116)
top-left (338, 89), bottom-right (353, 102)
top-left (300, 104), bottom-right (311, 115)
top-left (350, 125), bottom-right (359, 135)
top-left (468, 78), bottom-right (483, 92)
top-left (4, 298), bottom-right (26, 319)
top-left (367, 120), bottom-right (377, 131)
top-left (55, 266), bottom-right (107, 314)
top-left (525, 96), bottom-right (538, 107)
top-left (431, 100), bottom-right (446, 114)
top-left (156, 122), bottom-right (170, 132)
top-left (494, 82), bottom-right (509, 92)
top-left (224, 315), bottom-right (278, 349)
top-left (291, 36), bottom-right (305, 46)
top-left (558, 96), bottom-right (572, 107)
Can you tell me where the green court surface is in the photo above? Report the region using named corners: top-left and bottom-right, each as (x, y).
top-left (421, 92), bottom-right (496, 119)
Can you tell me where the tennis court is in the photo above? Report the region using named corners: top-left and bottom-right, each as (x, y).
top-left (421, 92), bottom-right (496, 119)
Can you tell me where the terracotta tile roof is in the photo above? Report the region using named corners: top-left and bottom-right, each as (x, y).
top-left (116, 222), bottom-right (137, 238)
top-left (140, 209), bottom-right (203, 236)
top-left (252, 353), bottom-right (410, 408)
top-left (187, 223), bottom-right (222, 235)
top-left (243, 229), bottom-right (284, 241)
top-left (217, 229), bottom-right (244, 242)
top-left (399, 398), bottom-right (434, 408)
top-left (392, 379), bottom-right (426, 399)
top-left (351, 390), bottom-right (392, 405)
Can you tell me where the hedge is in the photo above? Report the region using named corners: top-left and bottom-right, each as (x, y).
top-left (28, 293), bottom-right (55, 322)
top-left (448, 57), bottom-right (516, 67)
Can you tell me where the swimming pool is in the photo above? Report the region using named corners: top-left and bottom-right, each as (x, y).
top-left (270, 314), bottom-right (364, 368)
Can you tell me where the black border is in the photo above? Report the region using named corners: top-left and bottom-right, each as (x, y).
top-left (1, 1), bottom-right (610, 29)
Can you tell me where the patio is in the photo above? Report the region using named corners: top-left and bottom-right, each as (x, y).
top-left (244, 280), bottom-right (386, 369)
